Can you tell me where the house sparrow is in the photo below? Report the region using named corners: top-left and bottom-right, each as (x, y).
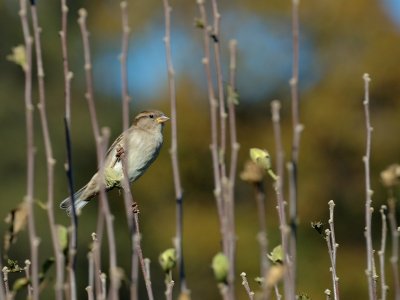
top-left (60, 110), bottom-right (169, 215)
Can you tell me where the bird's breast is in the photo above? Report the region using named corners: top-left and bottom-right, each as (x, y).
top-left (125, 130), bottom-right (163, 182)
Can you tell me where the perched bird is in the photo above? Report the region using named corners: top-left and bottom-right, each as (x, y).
top-left (60, 110), bottom-right (169, 215)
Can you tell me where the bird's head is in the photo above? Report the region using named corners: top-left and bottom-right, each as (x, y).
top-left (133, 110), bottom-right (169, 131)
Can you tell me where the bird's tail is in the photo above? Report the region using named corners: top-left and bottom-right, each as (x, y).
top-left (60, 185), bottom-right (90, 216)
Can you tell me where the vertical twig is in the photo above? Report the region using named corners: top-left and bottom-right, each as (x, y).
top-left (24, 260), bottom-right (32, 298)
top-left (270, 100), bottom-right (291, 298)
top-left (210, 0), bottom-right (227, 180)
top-left (325, 289), bottom-right (332, 300)
top-left (378, 205), bottom-right (388, 300)
top-left (288, 0), bottom-right (302, 296)
top-left (86, 286), bottom-right (94, 300)
top-left (362, 73), bottom-right (377, 299)
top-left (120, 1), bottom-right (131, 132)
top-left (240, 272), bottom-right (255, 300)
top-left (118, 3), bottom-right (140, 299)
top-left (64, 119), bottom-right (77, 300)
top-left (133, 251), bottom-right (155, 300)
top-left (197, 4), bottom-right (236, 296)
top-left (161, 0), bottom-right (187, 293)
top-left (326, 200), bottom-right (339, 300)
top-left (87, 252), bottom-right (94, 300)
top-left (18, 1), bottom-right (38, 299)
top-left (2, 267), bottom-right (10, 298)
top-left (227, 39), bottom-right (239, 295)
top-left (164, 272), bottom-right (174, 300)
top-left (0, 250), bottom-right (4, 300)
top-left (228, 39), bottom-right (239, 191)
top-left (91, 232), bottom-right (103, 300)
top-left (120, 157), bottom-right (155, 300)
top-left (78, 9), bottom-right (120, 299)
top-left (100, 273), bottom-right (107, 298)
top-left (210, 5), bottom-right (237, 295)
top-left (253, 181), bottom-right (268, 276)
top-left (196, 0), bottom-right (225, 238)
top-left (387, 195), bottom-right (400, 298)
top-left (59, 1), bottom-right (77, 297)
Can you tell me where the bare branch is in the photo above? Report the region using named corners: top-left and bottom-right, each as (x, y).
top-left (78, 9), bottom-right (120, 299)
top-left (378, 205), bottom-right (388, 300)
top-left (161, 0), bottom-right (187, 292)
top-left (19, 0), bottom-right (38, 299)
top-left (362, 73), bottom-right (377, 299)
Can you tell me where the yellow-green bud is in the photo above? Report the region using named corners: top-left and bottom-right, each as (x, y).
top-left (7, 45), bottom-right (27, 70)
top-left (267, 245), bottom-right (283, 264)
top-left (250, 148), bottom-right (271, 170)
top-left (211, 252), bottom-right (229, 283)
top-left (159, 248), bottom-right (177, 273)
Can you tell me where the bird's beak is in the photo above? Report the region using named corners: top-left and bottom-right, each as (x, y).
top-left (156, 115), bottom-right (170, 124)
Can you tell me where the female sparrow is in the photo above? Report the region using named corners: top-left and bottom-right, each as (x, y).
top-left (60, 110), bottom-right (169, 215)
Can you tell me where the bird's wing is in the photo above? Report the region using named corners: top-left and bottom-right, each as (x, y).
top-left (104, 132), bottom-right (125, 168)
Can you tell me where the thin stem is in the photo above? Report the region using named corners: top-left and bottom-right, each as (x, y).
top-left (120, 155), bottom-right (154, 300)
top-left (327, 200), bottom-right (339, 300)
top-left (86, 286), bottom-right (94, 300)
top-left (65, 119), bottom-right (77, 300)
top-left (274, 285), bottom-right (282, 300)
top-left (119, 3), bottom-right (139, 299)
top-left (254, 182), bottom-right (268, 276)
top-left (2, 268), bottom-right (10, 298)
top-left (55, 3), bottom-right (74, 298)
top-left (210, 0), bottom-right (227, 181)
top-left (378, 205), bottom-right (388, 300)
top-left (164, 272), bottom-right (174, 300)
top-left (162, 0), bottom-right (187, 292)
top-left (288, 0), bottom-right (302, 296)
top-left (78, 9), bottom-right (120, 299)
top-left (240, 272), bottom-right (255, 300)
top-left (87, 252), bottom-right (94, 300)
top-left (133, 217), bottom-right (154, 300)
top-left (196, 0), bottom-right (225, 238)
top-left (362, 73), bottom-right (377, 300)
top-left (387, 194), bottom-right (400, 298)
top-left (19, 1), bottom-right (38, 299)
top-left (228, 40), bottom-right (239, 190)
top-left (325, 289), bottom-right (332, 300)
top-left (61, 1), bottom-right (77, 289)
top-left (91, 232), bottom-right (103, 300)
top-left (271, 100), bottom-right (292, 297)
top-left (100, 273), bottom-right (107, 298)
top-left (226, 39), bottom-right (239, 298)
top-left (0, 250), bottom-right (4, 299)
top-left (95, 216), bottom-right (105, 298)
top-left (120, 1), bottom-right (130, 132)
top-left (210, 8), bottom-right (237, 291)
top-left (24, 260), bottom-right (32, 298)
top-left (60, 7), bottom-right (78, 294)
top-left (57, 5), bottom-right (78, 288)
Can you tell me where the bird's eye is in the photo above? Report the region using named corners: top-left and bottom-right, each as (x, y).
top-left (149, 114), bottom-right (154, 119)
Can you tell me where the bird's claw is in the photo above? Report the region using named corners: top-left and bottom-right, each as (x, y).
top-left (116, 144), bottom-right (125, 159)
top-left (132, 202), bottom-right (139, 214)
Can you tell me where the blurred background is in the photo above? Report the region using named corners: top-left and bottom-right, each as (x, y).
top-left (1, 0), bottom-right (400, 298)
